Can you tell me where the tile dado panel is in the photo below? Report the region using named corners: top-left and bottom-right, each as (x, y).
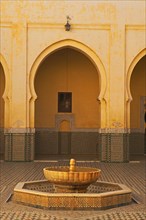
top-left (3, 131), bottom-right (145, 162)
top-left (35, 130), bottom-right (100, 160)
top-left (0, 128), bottom-right (4, 159)
top-left (100, 133), bottom-right (129, 162)
top-left (5, 133), bottom-right (34, 162)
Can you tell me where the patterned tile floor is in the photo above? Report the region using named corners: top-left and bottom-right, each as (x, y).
top-left (0, 156), bottom-right (145, 220)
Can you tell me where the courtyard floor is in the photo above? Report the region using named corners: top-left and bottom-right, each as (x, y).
top-left (0, 156), bottom-right (145, 220)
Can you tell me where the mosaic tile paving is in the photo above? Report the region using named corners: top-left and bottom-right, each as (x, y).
top-left (0, 156), bottom-right (145, 219)
top-left (0, 211), bottom-right (146, 220)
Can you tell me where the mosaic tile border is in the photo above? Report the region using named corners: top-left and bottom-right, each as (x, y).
top-left (13, 180), bottom-right (132, 210)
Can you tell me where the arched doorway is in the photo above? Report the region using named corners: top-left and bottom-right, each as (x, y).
top-left (0, 63), bottom-right (5, 160)
top-left (130, 55), bottom-right (146, 157)
top-left (34, 47), bottom-right (100, 160)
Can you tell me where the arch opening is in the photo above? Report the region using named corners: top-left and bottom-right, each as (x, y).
top-left (129, 54), bottom-right (146, 157)
top-left (35, 47), bottom-right (100, 128)
top-left (29, 40), bottom-right (107, 129)
top-left (34, 46), bottom-right (101, 160)
top-left (0, 63), bottom-right (5, 159)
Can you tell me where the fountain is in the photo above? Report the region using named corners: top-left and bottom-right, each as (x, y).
top-left (43, 158), bottom-right (101, 193)
top-left (13, 159), bottom-right (132, 210)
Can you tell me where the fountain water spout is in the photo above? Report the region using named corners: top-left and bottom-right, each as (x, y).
top-left (69, 158), bottom-right (76, 172)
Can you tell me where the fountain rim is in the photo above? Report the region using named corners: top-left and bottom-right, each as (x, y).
top-left (43, 166), bottom-right (101, 173)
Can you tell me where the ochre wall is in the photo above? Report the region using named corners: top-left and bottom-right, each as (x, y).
top-left (0, 1), bottom-right (145, 161)
top-left (130, 56), bottom-right (146, 128)
top-left (0, 1), bottom-right (145, 131)
top-left (0, 63), bottom-right (5, 127)
top-left (35, 48), bottom-right (100, 128)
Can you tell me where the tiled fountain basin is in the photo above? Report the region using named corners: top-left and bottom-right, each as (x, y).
top-left (13, 180), bottom-right (132, 210)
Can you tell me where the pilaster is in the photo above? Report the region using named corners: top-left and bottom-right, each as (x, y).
top-left (99, 128), bottom-right (129, 162)
top-left (4, 129), bottom-right (34, 161)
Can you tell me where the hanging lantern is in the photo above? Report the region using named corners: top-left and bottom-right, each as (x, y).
top-left (65, 21), bottom-right (71, 31)
top-left (65, 16), bottom-right (71, 31)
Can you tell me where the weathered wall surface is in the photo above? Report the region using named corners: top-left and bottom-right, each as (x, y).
top-left (1, 0), bottom-right (145, 130)
top-left (0, 0), bottom-right (145, 161)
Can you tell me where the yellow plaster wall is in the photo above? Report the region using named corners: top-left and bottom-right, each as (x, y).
top-left (0, 0), bottom-right (145, 131)
top-left (0, 64), bottom-right (5, 127)
top-left (126, 29), bottom-right (146, 73)
top-left (0, 25), bottom-right (12, 67)
top-left (130, 55), bottom-right (146, 128)
top-left (35, 48), bottom-right (100, 128)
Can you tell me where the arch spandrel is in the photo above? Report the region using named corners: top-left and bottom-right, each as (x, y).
top-left (29, 39), bottom-right (107, 128)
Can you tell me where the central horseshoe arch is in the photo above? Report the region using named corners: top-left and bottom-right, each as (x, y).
top-left (29, 39), bottom-right (107, 128)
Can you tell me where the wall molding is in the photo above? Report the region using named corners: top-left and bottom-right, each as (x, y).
top-left (27, 22), bottom-right (111, 30)
top-left (0, 22), bottom-right (12, 28)
top-left (125, 25), bottom-right (146, 30)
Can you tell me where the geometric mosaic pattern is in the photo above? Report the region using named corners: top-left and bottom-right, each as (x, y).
top-left (0, 157), bottom-right (145, 219)
top-left (0, 211), bottom-right (146, 220)
top-left (13, 180), bottom-right (132, 210)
